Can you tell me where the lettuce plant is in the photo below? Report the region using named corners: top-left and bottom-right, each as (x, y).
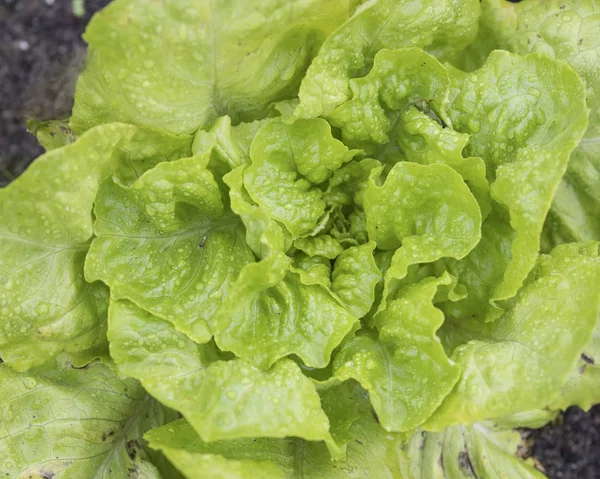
top-left (1, 0), bottom-right (600, 477)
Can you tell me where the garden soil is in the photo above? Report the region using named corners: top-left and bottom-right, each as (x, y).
top-left (0, 1), bottom-right (599, 477)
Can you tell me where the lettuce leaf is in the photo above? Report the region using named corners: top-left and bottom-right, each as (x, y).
top-left (211, 252), bottom-right (358, 370)
top-left (474, 0), bottom-right (600, 246)
top-left (85, 150), bottom-right (254, 343)
top-left (71, 0), bottom-right (353, 135)
top-left (243, 118), bottom-right (357, 237)
top-left (145, 382), bottom-right (403, 478)
top-left (428, 242), bottom-right (600, 429)
top-left (0, 123), bottom-right (192, 370)
top-left (0, 355), bottom-right (177, 478)
top-left (334, 273), bottom-right (460, 433)
top-left (446, 50), bottom-right (588, 304)
top-left (296, 0), bottom-right (480, 118)
top-left (402, 422), bottom-right (545, 478)
top-left (108, 299), bottom-right (336, 446)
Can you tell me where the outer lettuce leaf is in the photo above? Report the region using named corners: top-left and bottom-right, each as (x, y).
top-left (223, 165), bottom-right (291, 259)
top-left (71, 0), bottom-right (352, 135)
top-left (0, 355), bottom-right (176, 478)
top-left (548, 308), bottom-right (600, 412)
top-left (108, 299), bottom-right (335, 445)
top-left (244, 118), bottom-right (357, 238)
top-left (548, 362), bottom-right (600, 414)
top-left (145, 383), bottom-right (403, 478)
top-left (474, 0), bottom-right (600, 245)
top-left (443, 50), bottom-right (588, 315)
top-left (0, 123), bottom-right (191, 370)
top-left (364, 161), bottom-right (481, 312)
top-left (205, 116), bottom-right (271, 172)
top-left (294, 235), bottom-right (345, 260)
top-left (149, 423), bottom-right (287, 479)
top-left (295, 0), bottom-right (479, 118)
top-left (427, 242), bottom-right (600, 429)
top-left (334, 274), bottom-right (460, 432)
top-left (402, 422), bottom-right (545, 478)
top-left (85, 152), bottom-right (254, 343)
top-left (211, 251), bottom-right (358, 370)
top-left (490, 410), bottom-right (558, 431)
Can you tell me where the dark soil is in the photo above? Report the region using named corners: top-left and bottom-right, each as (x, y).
top-left (529, 406), bottom-right (600, 479)
top-left (0, 0), bottom-right (110, 185)
top-left (1, 1), bottom-right (599, 478)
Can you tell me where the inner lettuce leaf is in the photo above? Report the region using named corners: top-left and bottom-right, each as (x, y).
top-left (0, 355), bottom-right (179, 478)
top-left (211, 250), bottom-right (359, 370)
top-left (0, 123), bottom-right (192, 371)
top-left (294, 234), bottom-right (345, 259)
top-left (395, 106), bottom-right (491, 217)
top-left (70, 0), bottom-right (354, 135)
top-left (243, 117), bottom-right (358, 238)
top-left (327, 47), bottom-right (451, 150)
top-left (364, 161), bottom-right (481, 313)
top-left (331, 241), bottom-right (381, 318)
top-left (293, 253), bottom-right (334, 288)
top-left (204, 116), bottom-right (272, 173)
top-left (223, 164), bottom-right (291, 260)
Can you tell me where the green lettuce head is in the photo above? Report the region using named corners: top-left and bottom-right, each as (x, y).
top-left (1, 0), bottom-right (599, 477)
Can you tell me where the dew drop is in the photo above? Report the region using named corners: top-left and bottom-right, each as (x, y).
top-left (226, 390), bottom-right (238, 400)
top-left (22, 378), bottom-right (37, 389)
top-left (467, 119), bottom-right (480, 133)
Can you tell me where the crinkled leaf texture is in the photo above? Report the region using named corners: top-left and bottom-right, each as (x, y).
top-left (211, 253), bottom-right (359, 370)
top-left (441, 49), bottom-right (588, 319)
top-left (447, 51), bottom-right (587, 300)
top-left (295, 0), bottom-right (480, 118)
top-left (334, 273), bottom-right (461, 433)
